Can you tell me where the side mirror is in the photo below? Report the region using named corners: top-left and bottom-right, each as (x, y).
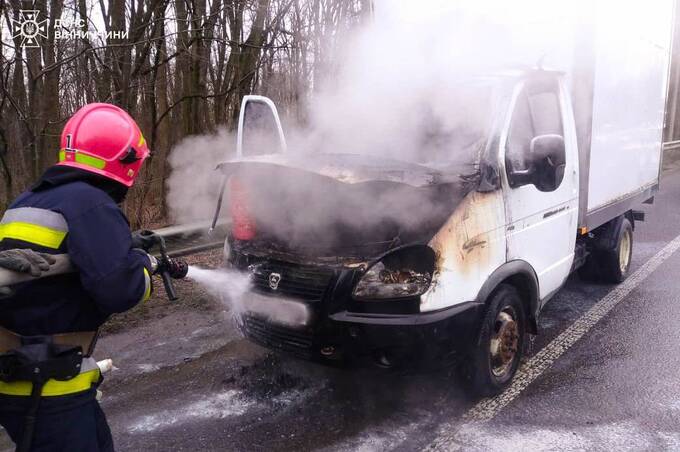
top-left (506, 134), bottom-right (566, 190)
top-left (530, 134), bottom-right (566, 192)
top-left (530, 134), bottom-right (565, 165)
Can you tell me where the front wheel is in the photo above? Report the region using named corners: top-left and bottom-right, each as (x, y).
top-left (468, 284), bottom-right (526, 396)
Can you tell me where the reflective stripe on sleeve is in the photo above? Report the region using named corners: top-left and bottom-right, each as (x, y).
top-left (0, 223), bottom-right (67, 249)
top-left (0, 207), bottom-right (69, 249)
top-left (141, 268), bottom-right (152, 303)
top-left (1, 208), bottom-right (68, 231)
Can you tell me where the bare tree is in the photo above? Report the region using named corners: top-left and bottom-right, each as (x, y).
top-left (0, 0), bottom-right (371, 221)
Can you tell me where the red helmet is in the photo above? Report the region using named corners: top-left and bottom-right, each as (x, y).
top-left (57, 103), bottom-right (150, 187)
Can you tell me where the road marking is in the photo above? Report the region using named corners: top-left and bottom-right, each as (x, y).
top-left (427, 233), bottom-right (680, 451)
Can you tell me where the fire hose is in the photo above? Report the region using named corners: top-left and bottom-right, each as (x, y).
top-left (0, 253), bottom-right (74, 288)
top-left (0, 230), bottom-right (188, 300)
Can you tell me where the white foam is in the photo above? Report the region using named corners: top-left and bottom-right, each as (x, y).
top-left (128, 390), bottom-right (253, 433)
top-left (136, 363), bottom-right (161, 374)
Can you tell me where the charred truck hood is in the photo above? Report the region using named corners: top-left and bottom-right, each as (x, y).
top-left (218, 153), bottom-right (477, 263)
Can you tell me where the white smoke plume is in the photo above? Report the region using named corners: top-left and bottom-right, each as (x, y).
top-left (300, 0), bottom-right (578, 160)
top-left (166, 0), bottom-right (629, 311)
top-left (166, 128), bottom-right (235, 223)
top-left (165, 0), bottom-right (585, 226)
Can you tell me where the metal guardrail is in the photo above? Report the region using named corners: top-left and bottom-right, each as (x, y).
top-left (152, 220), bottom-right (230, 258)
top-left (664, 140), bottom-right (680, 151)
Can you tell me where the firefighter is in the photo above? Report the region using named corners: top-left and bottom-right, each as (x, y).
top-left (0, 103), bottom-right (185, 451)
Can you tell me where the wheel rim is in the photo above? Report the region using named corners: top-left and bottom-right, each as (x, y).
top-left (619, 228), bottom-right (632, 274)
top-left (489, 306), bottom-right (520, 378)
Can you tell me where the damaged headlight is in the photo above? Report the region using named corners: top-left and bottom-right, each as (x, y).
top-left (352, 245), bottom-right (435, 300)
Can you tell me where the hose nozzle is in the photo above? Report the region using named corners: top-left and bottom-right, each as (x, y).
top-left (131, 230), bottom-right (187, 301)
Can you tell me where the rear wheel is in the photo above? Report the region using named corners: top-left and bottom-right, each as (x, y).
top-left (578, 217), bottom-right (633, 283)
top-left (468, 284), bottom-right (526, 396)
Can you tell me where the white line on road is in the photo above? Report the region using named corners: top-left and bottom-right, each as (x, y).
top-left (427, 233), bottom-right (680, 451)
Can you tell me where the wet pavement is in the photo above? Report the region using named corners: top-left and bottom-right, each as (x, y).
top-left (3, 167), bottom-right (680, 451)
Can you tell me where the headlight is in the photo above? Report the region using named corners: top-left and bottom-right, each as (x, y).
top-left (352, 245), bottom-right (435, 300)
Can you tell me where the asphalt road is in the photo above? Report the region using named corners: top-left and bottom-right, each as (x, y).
top-left (3, 167), bottom-right (680, 451)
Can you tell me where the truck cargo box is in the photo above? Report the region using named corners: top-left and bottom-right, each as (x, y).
top-left (572, 1), bottom-right (675, 230)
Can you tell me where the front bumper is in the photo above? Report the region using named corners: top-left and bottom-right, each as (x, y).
top-left (238, 290), bottom-right (484, 364)
top-left (230, 246), bottom-right (484, 365)
top-left (328, 301), bottom-right (484, 365)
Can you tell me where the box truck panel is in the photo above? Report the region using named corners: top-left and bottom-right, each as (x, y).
top-left (586, 1), bottom-right (673, 215)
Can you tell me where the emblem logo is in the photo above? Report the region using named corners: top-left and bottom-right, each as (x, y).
top-left (268, 272), bottom-right (282, 290)
top-left (12, 10), bottom-right (48, 48)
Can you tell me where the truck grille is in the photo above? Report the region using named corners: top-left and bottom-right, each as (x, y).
top-left (240, 315), bottom-right (314, 358)
top-left (250, 261), bottom-right (335, 302)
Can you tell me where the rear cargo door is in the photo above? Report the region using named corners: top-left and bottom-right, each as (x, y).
top-left (501, 77), bottom-right (579, 301)
top-left (237, 95), bottom-right (287, 158)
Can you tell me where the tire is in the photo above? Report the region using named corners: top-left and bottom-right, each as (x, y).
top-left (578, 217), bottom-right (633, 284)
top-left (468, 284), bottom-right (526, 397)
top-left (599, 217), bottom-right (633, 283)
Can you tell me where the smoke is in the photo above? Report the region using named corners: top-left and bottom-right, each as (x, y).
top-left (164, 0), bottom-right (590, 249)
top-left (166, 128), bottom-right (235, 223)
top-left (298, 0), bottom-right (581, 160)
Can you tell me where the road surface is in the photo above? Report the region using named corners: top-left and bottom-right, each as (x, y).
top-left (3, 167), bottom-right (680, 451)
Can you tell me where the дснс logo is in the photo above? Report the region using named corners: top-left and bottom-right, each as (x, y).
top-left (12, 10), bottom-right (48, 48)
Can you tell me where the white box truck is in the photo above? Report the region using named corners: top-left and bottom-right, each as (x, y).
top-left (214, 2), bottom-right (675, 395)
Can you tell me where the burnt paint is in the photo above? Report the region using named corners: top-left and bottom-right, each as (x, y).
top-left (422, 189), bottom-right (507, 312)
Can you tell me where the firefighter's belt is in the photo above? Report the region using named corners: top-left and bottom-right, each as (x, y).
top-left (0, 326), bottom-right (97, 357)
top-left (0, 330), bottom-right (101, 397)
top-left (0, 356), bottom-right (100, 397)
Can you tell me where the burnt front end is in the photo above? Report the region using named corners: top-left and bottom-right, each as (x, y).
top-left (221, 154), bottom-right (483, 366)
top-left (228, 239), bottom-right (482, 367)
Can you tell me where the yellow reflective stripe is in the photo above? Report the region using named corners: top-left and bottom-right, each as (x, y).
top-left (141, 268), bottom-right (152, 303)
top-left (59, 149), bottom-right (106, 170)
top-left (75, 153), bottom-right (106, 170)
top-left (0, 369), bottom-right (100, 397)
top-left (138, 134), bottom-right (146, 148)
top-left (0, 222), bottom-right (67, 249)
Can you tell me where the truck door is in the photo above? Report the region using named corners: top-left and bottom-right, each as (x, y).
top-left (501, 77), bottom-right (579, 302)
top-left (236, 95), bottom-right (287, 158)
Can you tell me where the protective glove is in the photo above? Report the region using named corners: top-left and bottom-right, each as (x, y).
top-left (0, 249), bottom-right (57, 277)
top-left (158, 257), bottom-right (189, 279)
top-left (131, 230), bottom-right (158, 252)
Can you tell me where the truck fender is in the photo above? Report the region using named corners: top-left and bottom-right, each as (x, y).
top-left (591, 212), bottom-right (634, 252)
top-left (474, 260), bottom-right (540, 335)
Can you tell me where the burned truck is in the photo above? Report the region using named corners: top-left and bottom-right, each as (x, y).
top-left (212, 4), bottom-right (672, 394)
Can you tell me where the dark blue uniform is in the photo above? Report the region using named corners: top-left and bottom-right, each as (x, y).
top-left (0, 167), bottom-right (152, 451)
